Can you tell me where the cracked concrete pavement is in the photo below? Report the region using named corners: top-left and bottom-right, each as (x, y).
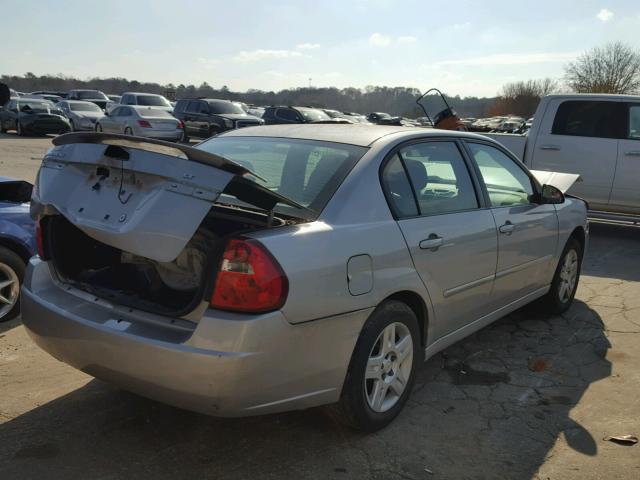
top-left (1, 134), bottom-right (639, 479)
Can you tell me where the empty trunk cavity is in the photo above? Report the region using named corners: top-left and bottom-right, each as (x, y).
top-left (45, 206), bottom-right (286, 317)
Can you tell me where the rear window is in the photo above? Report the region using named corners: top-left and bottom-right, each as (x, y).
top-left (551, 100), bottom-right (621, 139)
top-left (70, 102), bottom-right (102, 112)
top-left (195, 137), bottom-right (367, 215)
top-left (137, 108), bottom-right (173, 118)
top-left (136, 95), bottom-right (170, 107)
top-left (75, 90), bottom-right (108, 100)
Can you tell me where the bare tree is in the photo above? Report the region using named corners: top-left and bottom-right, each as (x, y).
top-left (491, 78), bottom-right (558, 117)
top-left (565, 42), bottom-right (640, 94)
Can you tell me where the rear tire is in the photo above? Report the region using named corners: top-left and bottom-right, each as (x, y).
top-left (331, 300), bottom-right (421, 432)
top-left (124, 127), bottom-right (133, 136)
top-left (0, 247), bottom-right (25, 322)
top-left (95, 123), bottom-right (102, 132)
top-left (539, 237), bottom-right (582, 315)
top-left (16, 121), bottom-right (25, 136)
top-left (0, 122), bottom-right (6, 133)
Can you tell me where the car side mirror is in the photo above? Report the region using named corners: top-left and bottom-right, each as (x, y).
top-left (539, 184), bottom-right (565, 204)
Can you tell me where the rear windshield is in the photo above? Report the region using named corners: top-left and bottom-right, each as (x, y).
top-left (136, 95), bottom-right (171, 107)
top-left (76, 90), bottom-right (108, 100)
top-left (18, 101), bottom-right (54, 113)
top-left (196, 137), bottom-right (367, 215)
top-left (137, 108), bottom-right (173, 118)
top-left (70, 102), bottom-right (102, 112)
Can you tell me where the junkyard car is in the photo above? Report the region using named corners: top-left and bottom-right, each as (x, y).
top-left (58, 100), bottom-right (104, 131)
top-left (0, 177), bottom-right (35, 321)
top-left (95, 106), bottom-right (184, 141)
top-left (22, 126), bottom-right (587, 431)
top-left (0, 98), bottom-right (70, 136)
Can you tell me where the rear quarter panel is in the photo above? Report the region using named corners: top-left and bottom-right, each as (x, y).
top-left (250, 141), bottom-right (434, 333)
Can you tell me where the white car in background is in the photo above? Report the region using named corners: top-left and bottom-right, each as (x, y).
top-left (96, 105), bottom-right (183, 141)
top-left (57, 100), bottom-right (104, 131)
top-left (117, 92), bottom-right (173, 113)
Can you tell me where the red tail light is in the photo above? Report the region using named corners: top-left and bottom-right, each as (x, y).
top-left (137, 120), bottom-right (152, 128)
top-left (35, 219), bottom-right (45, 258)
top-left (177, 120), bottom-right (184, 129)
top-left (211, 238), bottom-right (288, 313)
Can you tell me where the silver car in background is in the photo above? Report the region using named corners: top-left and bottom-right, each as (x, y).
top-left (57, 100), bottom-right (104, 131)
top-left (22, 125), bottom-right (587, 431)
top-left (95, 105), bottom-right (183, 141)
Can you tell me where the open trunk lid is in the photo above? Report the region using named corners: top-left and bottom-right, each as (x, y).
top-left (33, 133), bottom-right (305, 262)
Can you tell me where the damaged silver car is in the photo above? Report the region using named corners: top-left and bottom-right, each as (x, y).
top-left (22, 126), bottom-right (588, 431)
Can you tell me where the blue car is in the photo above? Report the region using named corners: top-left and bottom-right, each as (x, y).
top-left (0, 177), bottom-right (35, 321)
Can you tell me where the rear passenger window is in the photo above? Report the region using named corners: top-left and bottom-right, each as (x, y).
top-left (277, 109), bottom-right (299, 122)
top-left (186, 101), bottom-right (200, 113)
top-left (552, 100), bottom-right (620, 138)
top-left (399, 142), bottom-right (478, 215)
top-left (381, 155), bottom-right (419, 218)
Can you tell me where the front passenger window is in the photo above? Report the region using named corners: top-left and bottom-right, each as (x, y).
top-left (468, 143), bottom-right (534, 207)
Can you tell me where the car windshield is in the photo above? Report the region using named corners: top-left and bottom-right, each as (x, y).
top-left (298, 108), bottom-right (331, 121)
top-left (18, 101), bottom-right (53, 113)
top-left (76, 91), bottom-right (108, 100)
top-left (207, 101), bottom-right (245, 114)
top-left (136, 95), bottom-right (171, 107)
top-left (138, 108), bottom-right (173, 118)
top-left (196, 137), bottom-right (367, 215)
top-left (70, 102), bottom-right (102, 112)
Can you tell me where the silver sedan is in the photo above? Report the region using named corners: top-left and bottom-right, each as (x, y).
top-left (95, 105), bottom-right (183, 141)
top-left (57, 100), bottom-right (104, 131)
top-left (23, 125), bottom-right (587, 431)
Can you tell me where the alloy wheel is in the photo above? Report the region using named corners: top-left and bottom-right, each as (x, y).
top-left (0, 262), bottom-right (20, 319)
top-left (364, 322), bottom-right (414, 413)
top-left (558, 249), bottom-right (578, 303)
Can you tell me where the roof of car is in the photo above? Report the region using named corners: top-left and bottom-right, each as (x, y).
top-left (218, 124), bottom-right (495, 147)
top-left (121, 92), bottom-right (164, 96)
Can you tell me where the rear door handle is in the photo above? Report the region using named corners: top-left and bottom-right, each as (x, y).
top-left (540, 145), bottom-right (561, 151)
top-left (625, 151), bottom-right (640, 156)
top-left (499, 221), bottom-right (515, 235)
top-left (419, 235), bottom-right (444, 250)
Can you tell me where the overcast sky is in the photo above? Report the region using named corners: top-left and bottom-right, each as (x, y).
top-left (3, 0), bottom-right (640, 97)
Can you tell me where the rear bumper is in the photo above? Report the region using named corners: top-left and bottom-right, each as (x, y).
top-left (21, 258), bottom-right (369, 416)
top-left (135, 129), bottom-right (182, 141)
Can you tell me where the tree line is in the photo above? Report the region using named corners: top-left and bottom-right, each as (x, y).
top-left (3, 42), bottom-right (639, 119)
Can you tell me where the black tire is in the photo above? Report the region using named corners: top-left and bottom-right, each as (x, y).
top-left (124, 126), bottom-right (133, 136)
top-left (0, 121), bottom-right (6, 134)
top-left (0, 246), bottom-right (26, 322)
top-left (69, 119), bottom-right (75, 132)
top-left (16, 121), bottom-right (25, 136)
top-left (181, 130), bottom-right (189, 143)
top-left (95, 123), bottom-right (102, 132)
top-left (331, 300), bottom-right (421, 432)
top-left (539, 236), bottom-right (583, 315)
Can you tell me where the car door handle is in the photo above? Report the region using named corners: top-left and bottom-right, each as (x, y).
top-left (540, 145), bottom-right (561, 151)
top-left (625, 151), bottom-right (640, 156)
top-left (419, 235), bottom-right (444, 250)
top-left (499, 221), bottom-right (515, 235)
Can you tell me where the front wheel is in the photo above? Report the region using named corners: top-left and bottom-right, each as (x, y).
top-left (540, 237), bottom-right (582, 314)
top-left (331, 300), bottom-right (421, 431)
top-left (95, 123), bottom-right (103, 132)
top-left (16, 121), bottom-right (25, 136)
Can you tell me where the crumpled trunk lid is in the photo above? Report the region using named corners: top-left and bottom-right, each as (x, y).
top-left (33, 133), bottom-right (302, 262)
